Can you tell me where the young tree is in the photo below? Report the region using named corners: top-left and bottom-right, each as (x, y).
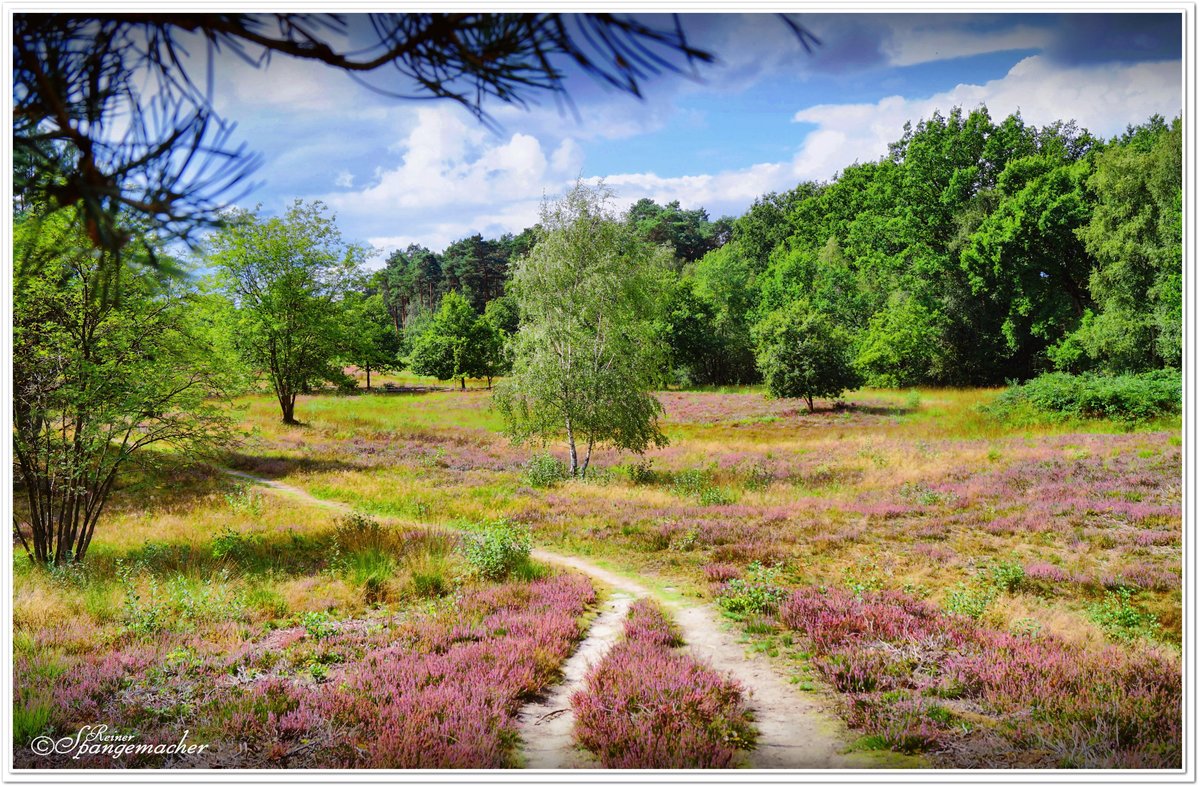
top-left (341, 289), bottom-right (402, 390)
top-left (408, 290), bottom-right (502, 389)
top-left (494, 181), bottom-right (672, 477)
top-left (753, 299), bottom-right (862, 412)
top-left (13, 211), bottom-right (237, 565)
top-left (210, 200), bottom-right (362, 424)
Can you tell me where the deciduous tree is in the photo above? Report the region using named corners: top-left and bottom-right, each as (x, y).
top-left (13, 211), bottom-right (237, 565)
top-left (210, 200), bottom-right (362, 423)
top-left (494, 182), bottom-right (672, 476)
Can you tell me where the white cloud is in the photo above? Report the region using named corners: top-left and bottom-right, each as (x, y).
top-left (790, 55), bottom-right (1181, 180)
top-left (334, 170), bottom-right (354, 188)
top-left (321, 53), bottom-right (1181, 258)
top-left (320, 105), bottom-right (582, 254)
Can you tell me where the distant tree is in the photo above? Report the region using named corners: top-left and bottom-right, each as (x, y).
top-left (210, 200), bottom-right (363, 424)
top-left (341, 289), bottom-right (402, 389)
top-left (13, 210), bottom-right (237, 565)
top-left (660, 277), bottom-right (721, 386)
top-left (626, 198), bottom-right (726, 263)
top-left (495, 181), bottom-right (672, 477)
top-left (483, 293), bottom-right (520, 335)
top-left (1067, 116), bottom-right (1182, 371)
top-left (754, 299), bottom-right (862, 411)
top-left (408, 290), bottom-right (502, 389)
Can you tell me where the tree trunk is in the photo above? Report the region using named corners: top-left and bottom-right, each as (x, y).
top-left (460, 376), bottom-right (466, 390)
top-left (366, 365), bottom-right (371, 391)
top-left (282, 394), bottom-right (298, 425)
top-left (581, 438), bottom-right (595, 478)
top-left (806, 395), bottom-right (815, 413)
top-left (566, 418), bottom-right (579, 476)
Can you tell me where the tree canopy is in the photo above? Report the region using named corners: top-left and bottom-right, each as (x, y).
top-left (495, 182), bottom-right (672, 476)
top-left (209, 200), bottom-right (363, 423)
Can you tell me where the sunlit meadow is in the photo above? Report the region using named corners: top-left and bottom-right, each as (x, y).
top-left (14, 377), bottom-right (1181, 768)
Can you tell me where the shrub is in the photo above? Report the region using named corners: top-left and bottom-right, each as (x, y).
top-left (211, 526), bottom-right (262, 561)
top-left (623, 458), bottom-right (657, 485)
top-left (461, 519), bottom-right (532, 580)
top-left (1088, 587), bottom-right (1162, 643)
top-left (524, 452), bottom-right (567, 488)
top-left (224, 483), bottom-right (264, 516)
top-left (717, 561), bottom-right (788, 615)
top-left (943, 583), bottom-right (995, 620)
top-left (985, 370), bottom-right (1181, 424)
top-left (301, 610), bottom-right (336, 640)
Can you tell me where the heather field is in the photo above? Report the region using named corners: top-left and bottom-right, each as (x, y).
top-left (13, 382), bottom-right (1182, 769)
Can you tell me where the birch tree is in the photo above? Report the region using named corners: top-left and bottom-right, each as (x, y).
top-left (494, 182), bottom-right (671, 477)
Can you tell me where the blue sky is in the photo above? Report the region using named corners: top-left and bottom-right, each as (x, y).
top-left (200, 12), bottom-right (1183, 260)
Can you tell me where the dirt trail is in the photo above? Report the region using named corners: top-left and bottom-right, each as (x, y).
top-left (220, 467), bottom-right (872, 769)
top-left (515, 590), bottom-right (635, 768)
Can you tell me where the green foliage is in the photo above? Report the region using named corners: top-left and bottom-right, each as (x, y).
top-left (300, 610), bottom-right (336, 640)
top-left (943, 583), bottom-right (995, 620)
top-left (986, 370), bottom-right (1181, 424)
top-left (1088, 587), bottom-right (1161, 643)
top-left (988, 560), bottom-right (1027, 593)
top-left (461, 519), bottom-right (532, 580)
top-left (223, 484), bottom-right (264, 517)
top-left (118, 562), bottom-right (246, 636)
top-left (340, 287), bottom-right (402, 388)
top-left (13, 703), bottom-right (51, 746)
top-left (1072, 117), bottom-right (1182, 372)
top-left (210, 526), bottom-right (262, 561)
top-left (408, 290), bottom-right (505, 387)
top-left (13, 209), bottom-right (238, 565)
top-left (717, 562), bottom-right (788, 615)
top-left (754, 299), bottom-right (862, 410)
top-left (523, 452), bottom-right (568, 489)
top-left (495, 181), bottom-right (671, 477)
top-left (209, 200), bottom-right (364, 424)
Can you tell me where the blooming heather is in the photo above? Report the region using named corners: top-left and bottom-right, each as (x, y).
top-left (571, 599), bottom-right (755, 768)
top-left (779, 586), bottom-right (1180, 767)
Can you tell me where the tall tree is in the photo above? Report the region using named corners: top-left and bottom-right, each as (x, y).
top-left (494, 182), bottom-right (672, 477)
top-left (1068, 116), bottom-right (1182, 371)
top-left (210, 200), bottom-right (362, 424)
top-left (13, 210), bottom-right (237, 565)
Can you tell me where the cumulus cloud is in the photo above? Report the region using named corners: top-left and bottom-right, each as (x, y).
top-left (316, 50), bottom-right (1181, 259)
top-left (790, 54), bottom-right (1181, 179)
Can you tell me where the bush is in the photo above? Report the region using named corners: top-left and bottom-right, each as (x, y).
top-left (461, 519), bottom-right (532, 580)
top-left (211, 526), bottom-right (262, 561)
top-left (524, 452), bottom-right (567, 488)
top-left (1088, 587), bottom-right (1162, 643)
top-left (986, 370), bottom-right (1181, 424)
top-left (717, 562), bottom-right (788, 615)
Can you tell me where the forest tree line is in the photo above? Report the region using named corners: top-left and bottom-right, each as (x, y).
top-left (351, 106), bottom-right (1183, 393)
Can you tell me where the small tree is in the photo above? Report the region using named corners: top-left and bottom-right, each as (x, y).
top-left (341, 290), bottom-right (401, 390)
top-left (408, 290), bottom-right (503, 389)
top-left (753, 300), bottom-right (862, 411)
top-left (13, 211), bottom-right (237, 565)
top-left (210, 200), bottom-right (362, 423)
top-left (494, 181), bottom-right (672, 477)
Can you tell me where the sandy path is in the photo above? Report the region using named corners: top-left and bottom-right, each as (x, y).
top-left (219, 467), bottom-right (871, 769)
